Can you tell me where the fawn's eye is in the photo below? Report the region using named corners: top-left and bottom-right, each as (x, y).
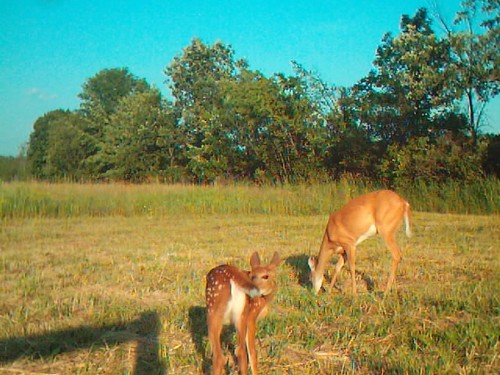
top-left (262, 275), bottom-right (269, 280)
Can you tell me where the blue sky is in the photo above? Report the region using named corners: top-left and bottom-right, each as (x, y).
top-left (1, 0), bottom-right (498, 156)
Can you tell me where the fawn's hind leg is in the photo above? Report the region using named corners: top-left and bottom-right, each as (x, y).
top-left (207, 313), bottom-right (226, 375)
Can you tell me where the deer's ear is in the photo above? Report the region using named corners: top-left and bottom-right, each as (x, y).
top-left (308, 256), bottom-right (317, 271)
top-left (250, 252), bottom-right (261, 268)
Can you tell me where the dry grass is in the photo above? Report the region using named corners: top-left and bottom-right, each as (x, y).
top-left (0, 189), bottom-right (499, 374)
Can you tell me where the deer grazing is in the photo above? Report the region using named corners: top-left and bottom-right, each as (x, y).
top-left (206, 251), bottom-right (280, 375)
top-left (308, 190), bottom-right (411, 295)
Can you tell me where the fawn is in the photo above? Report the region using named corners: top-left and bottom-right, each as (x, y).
top-left (206, 251), bottom-right (280, 375)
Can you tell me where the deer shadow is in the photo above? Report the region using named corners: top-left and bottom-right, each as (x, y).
top-left (285, 254), bottom-right (312, 288)
top-left (0, 310), bottom-right (164, 375)
top-left (188, 305), bottom-right (237, 375)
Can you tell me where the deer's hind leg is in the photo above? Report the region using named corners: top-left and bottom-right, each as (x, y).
top-left (378, 220), bottom-right (403, 293)
top-left (340, 243), bottom-right (357, 294)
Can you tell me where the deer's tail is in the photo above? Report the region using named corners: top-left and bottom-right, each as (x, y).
top-left (404, 201), bottom-right (412, 238)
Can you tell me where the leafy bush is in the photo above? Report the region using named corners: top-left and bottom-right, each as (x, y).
top-left (378, 136), bottom-right (485, 188)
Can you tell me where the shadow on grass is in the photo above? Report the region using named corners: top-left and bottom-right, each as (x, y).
top-left (0, 310), bottom-right (164, 375)
top-left (356, 270), bottom-right (376, 292)
top-left (188, 305), bottom-right (237, 375)
top-left (188, 306), bottom-right (210, 374)
top-left (286, 254), bottom-right (312, 288)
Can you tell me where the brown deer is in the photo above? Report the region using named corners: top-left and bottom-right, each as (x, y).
top-left (308, 190), bottom-right (411, 295)
top-left (206, 252), bottom-right (280, 375)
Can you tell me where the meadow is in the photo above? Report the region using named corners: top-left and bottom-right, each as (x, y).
top-left (0, 182), bottom-right (499, 374)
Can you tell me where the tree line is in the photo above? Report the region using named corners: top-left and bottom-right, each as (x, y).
top-left (22, 4), bottom-right (500, 186)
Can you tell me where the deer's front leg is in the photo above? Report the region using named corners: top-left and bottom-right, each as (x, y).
top-left (328, 250), bottom-right (346, 291)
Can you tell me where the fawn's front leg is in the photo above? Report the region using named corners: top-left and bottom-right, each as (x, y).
top-left (235, 317), bottom-right (249, 375)
top-left (246, 317), bottom-right (259, 375)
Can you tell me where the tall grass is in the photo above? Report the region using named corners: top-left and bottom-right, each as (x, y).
top-left (0, 180), bottom-right (372, 219)
top-left (402, 177), bottom-right (500, 214)
top-left (1, 178), bottom-right (498, 219)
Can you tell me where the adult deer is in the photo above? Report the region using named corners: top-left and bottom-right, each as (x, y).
top-left (206, 252), bottom-right (280, 375)
top-left (308, 190), bottom-right (411, 295)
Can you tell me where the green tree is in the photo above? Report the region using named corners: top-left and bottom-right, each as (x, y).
top-left (27, 110), bottom-right (67, 178)
top-left (271, 73), bottom-right (327, 182)
top-left (165, 38), bottom-right (245, 182)
top-left (26, 110), bottom-right (90, 180)
top-left (79, 68), bottom-right (150, 127)
top-left (78, 68), bottom-right (152, 177)
top-left (354, 8), bottom-right (457, 146)
top-left (291, 62), bottom-right (379, 178)
top-left (291, 62), bottom-right (338, 124)
top-left (437, 0), bottom-right (499, 144)
top-left (218, 68), bottom-right (324, 183)
top-left (45, 112), bottom-right (90, 180)
top-left (217, 69), bottom-right (274, 180)
top-left (99, 90), bottom-right (182, 182)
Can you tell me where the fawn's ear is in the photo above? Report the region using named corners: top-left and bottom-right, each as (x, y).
top-left (270, 252), bottom-right (281, 268)
top-left (250, 252), bottom-right (261, 268)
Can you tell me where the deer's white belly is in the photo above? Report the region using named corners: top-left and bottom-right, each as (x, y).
top-left (355, 224), bottom-right (377, 245)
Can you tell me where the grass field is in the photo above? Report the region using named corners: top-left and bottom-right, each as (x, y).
top-left (0, 183), bottom-right (499, 374)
